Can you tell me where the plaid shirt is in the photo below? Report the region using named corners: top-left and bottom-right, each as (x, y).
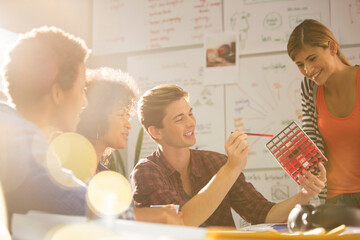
top-left (130, 148), bottom-right (275, 227)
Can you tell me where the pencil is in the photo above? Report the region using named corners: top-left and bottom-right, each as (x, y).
top-left (231, 131), bottom-right (274, 137)
top-left (245, 133), bottom-right (274, 137)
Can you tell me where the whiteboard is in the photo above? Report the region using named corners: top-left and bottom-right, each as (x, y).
top-left (243, 169), bottom-right (299, 202)
top-left (95, 1), bottom-right (360, 174)
top-left (331, 0), bottom-right (360, 45)
top-left (126, 48), bottom-right (225, 173)
top-left (232, 169), bottom-right (299, 228)
top-left (342, 46), bottom-right (360, 65)
top-left (92, 0), bottom-right (222, 55)
top-left (225, 52), bottom-right (302, 169)
top-left (223, 0), bottom-right (330, 55)
top-left (125, 48), bottom-right (360, 174)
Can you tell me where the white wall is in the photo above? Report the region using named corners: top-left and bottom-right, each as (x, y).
top-left (0, 0), bottom-right (92, 59)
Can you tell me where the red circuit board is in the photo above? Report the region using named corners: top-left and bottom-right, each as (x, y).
top-left (266, 121), bottom-right (327, 184)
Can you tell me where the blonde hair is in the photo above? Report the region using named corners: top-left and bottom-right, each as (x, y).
top-left (138, 84), bottom-right (189, 139)
top-left (287, 19), bottom-right (351, 66)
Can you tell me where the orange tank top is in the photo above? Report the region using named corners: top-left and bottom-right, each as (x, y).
top-left (317, 67), bottom-right (360, 199)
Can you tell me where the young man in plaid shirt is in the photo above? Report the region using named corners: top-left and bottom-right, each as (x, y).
top-left (131, 84), bottom-right (326, 227)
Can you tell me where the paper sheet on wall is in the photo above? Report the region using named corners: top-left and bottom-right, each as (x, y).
top-left (92, 0), bottom-right (222, 55)
top-left (225, 52), bottom-right (302, 169)
top-left (204, 32), bottom-right (239, 85)
top-left (223, 0), bottom-right (330, 55)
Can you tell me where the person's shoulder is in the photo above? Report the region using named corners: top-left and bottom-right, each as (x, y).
top-left (130, 151), bottom-right (166, 181)
top-left (136, 157), bottom-right (153, 167)
top-left (0, 102), bottom-right (17, 119)
top-left (301, 76), bottom-right (316, 88)
top-left (133, 151), bottom-right (160, 170)
top-left (0, 102), bottom-right (43, 137)
top-left (300, 76), bottom-right (317, 99)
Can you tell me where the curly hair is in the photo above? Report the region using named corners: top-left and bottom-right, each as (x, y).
top-left (1, 26), bottom-right (90, 107)
top-left (77, 67), bottom-right (138, 145)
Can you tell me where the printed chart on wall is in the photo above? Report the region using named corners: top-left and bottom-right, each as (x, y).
top-left (225, 52), bottom-right (302, 169)
top-left (127, 48), bottom-right (225, 173)
top-left (92, 0), bottom-right (222, 55)
top-left (331, 0), bottom-right (360, 45)
top-left (223, 0), bottom-right (330, 55)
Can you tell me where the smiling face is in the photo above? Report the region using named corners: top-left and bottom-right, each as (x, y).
top-left (156, 97), bottom-right (196, 149)
top-left (293, 43), bottom-right (337, 86)
top-left (101, 106), bottom-right (132, 150)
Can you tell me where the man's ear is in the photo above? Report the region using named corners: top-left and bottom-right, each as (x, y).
top-left (51, 82), bottom-right (63, 105)
top-left (148, 126), bottom-right (161, 140)
top-left (329, 41), bottom-right (338, 55)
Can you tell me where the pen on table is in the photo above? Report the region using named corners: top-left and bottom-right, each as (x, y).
top-left (231, 131), bottom-right (274, 137)
top-left (150, 204), bottom-right (180, 214)
top-left (271, 223), bottom-right (287, 231)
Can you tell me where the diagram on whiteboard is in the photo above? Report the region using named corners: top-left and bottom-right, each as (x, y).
top-left (224, 0), bottom-right (330, 54)
top-left (226, 52), bottom-right (302, 169)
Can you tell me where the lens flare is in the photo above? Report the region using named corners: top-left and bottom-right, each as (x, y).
top-left (87, 171), bottom-right (132, 217)
top-left (48, 132), bottom-right (97, 185)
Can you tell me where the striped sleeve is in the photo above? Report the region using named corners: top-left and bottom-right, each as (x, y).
top-left (300, 77), bottom-right (325, 153)
top-left (300, 77), bottom-right (327, 202)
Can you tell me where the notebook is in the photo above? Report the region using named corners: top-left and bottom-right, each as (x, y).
top-left (265, 121), bottom-right (327, 184)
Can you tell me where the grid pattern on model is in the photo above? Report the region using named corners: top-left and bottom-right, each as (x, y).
top-left (266, 121), bottom-right (327, 184)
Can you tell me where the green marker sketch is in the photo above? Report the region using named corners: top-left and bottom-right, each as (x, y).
top-left (230, 11), bottom-right (251, 50)
top-left (263, 12), bottom-right (282, 30)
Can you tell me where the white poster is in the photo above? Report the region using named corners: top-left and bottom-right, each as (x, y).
top-left (93, 0), bottom-right (222, 55)
top-left (204, 32), bottom-right (239, 85)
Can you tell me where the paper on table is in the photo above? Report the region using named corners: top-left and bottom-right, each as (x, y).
top-left (112, 218), bottom-right (206, 240)
top-left (11, 211), bottom-right (86, 240)
top-left (11, 210), bottom-right (206, 240)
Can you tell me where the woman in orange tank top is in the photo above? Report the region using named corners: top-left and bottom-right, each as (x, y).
top-left (287, 19), bottom-right (360, 208)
